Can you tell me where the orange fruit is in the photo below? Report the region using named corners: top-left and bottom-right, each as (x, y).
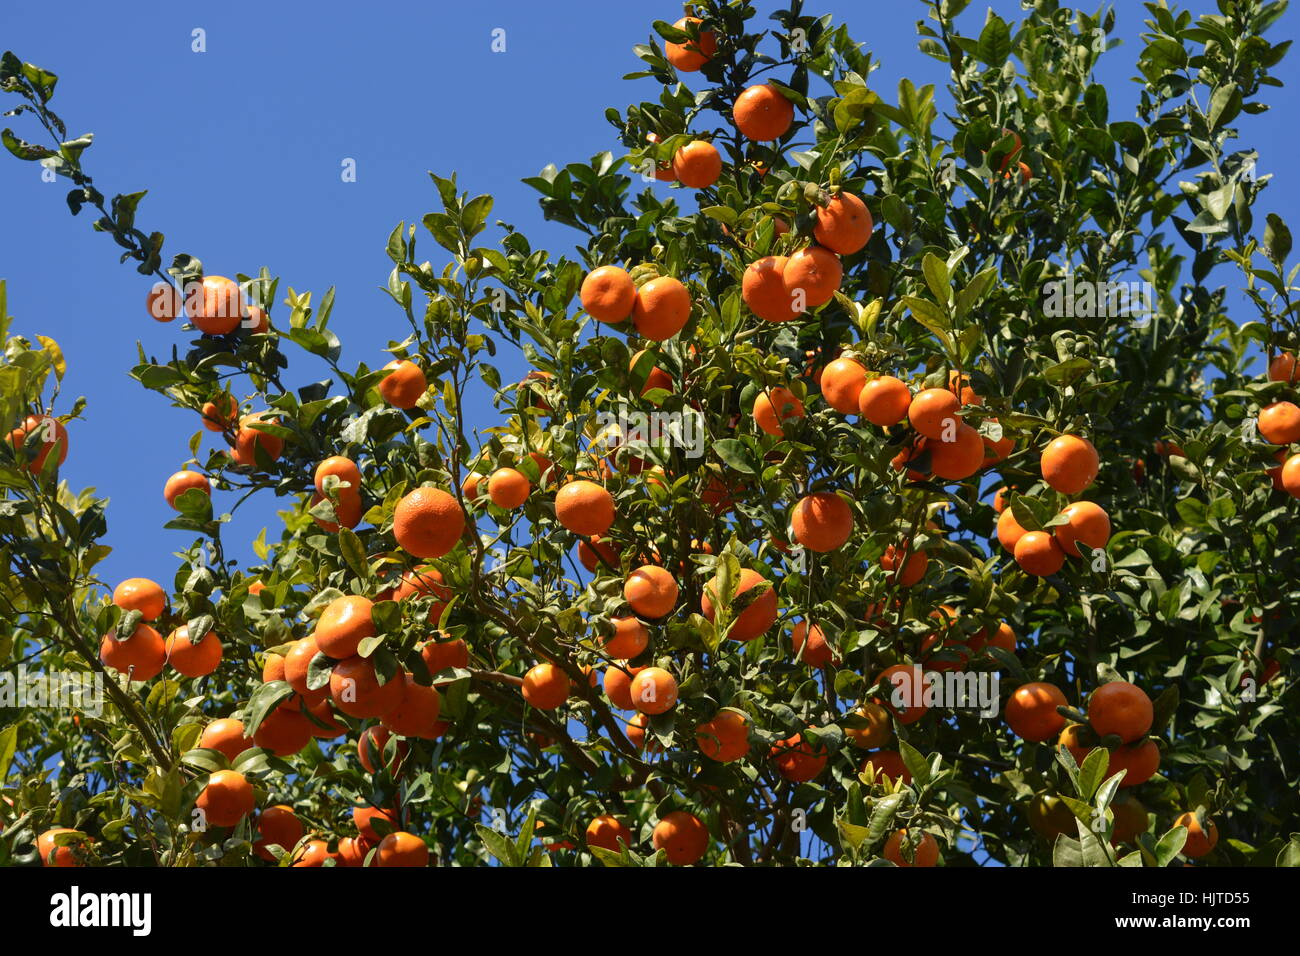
top-left (381, 673), bottom-right (443, 738)
top-left (883, 829), bottom-right (938, 867)
top-left (253, 699), bottom-right (315, 755)
top-left (861, 749), bottom-right (911, 785)
top-left (112, 577), bottom-right (166, 621)
top-left (858, 375), bottom-right (912, 426)
top-left (254, 805), bottom-right (303, 862)
top-left (701, 567), bottom-right (777, 641)
top-left (742, 256), bottom-right (799, 322)
top-left (8, 414), bottom-right (68, 472)
top-left (581, 265), bottom-right (637, 323)
top-left (1282, 453), bottom-right (1300, 498)
top-left (230, 413), bottom-right (284, 466)
top-left (791, 620), bottom-right (834, 668)
top-left (376, 831), bottom-right (429, 867)
top-left (1108, 795), bottom-right (1148, 844)
top-left (880, 542), bottom-right (927, 587)
top-left (487, 467), bottom-right (530, 509)
top-left (99, 623), bottom-right (166, 681)
top-left (200, 718), bottom-right (253, 763)
top-left (624, 565), bottom-right (679, 618)
top-left (358, 725), bottom-right (408, 774)
top-left (604, 665), bottom-right (645, 711)
top-left (993, 486), bottom-right (1009, 513)
top-left (243, 304), bottom-right (269, 334)
top-left (996, 508), bottom-right (1027, 552)
top-left (1087, 681), bottom-right (1153, 744)
top-left (165, 625), bottom-right (223, 678)
top-left (303, 695), bottom-right (347, 739)
top-left (314, 456), bottom-right (361, 494)
top-left (419, 635), bottom-right (469, 677)
top-left (630, 666), bottom-right (679, 715)
top-left (632, 276), bottom-right (692, 340)
top-left (164, 469), bottom-right (211, 509)
top-left (1258, 400), bottom-right (1300, 444)
top-left (844, 702), bottom-right (891, 750)
top-left (1173, 812), bottom-right (1218, 858)
top-left (604, 616), bottom-right (649, 659)
top-left (353, 805), bottom-right (398, 843)
top-left (972, 621), bottom-right (1017, 656)
top-left (1054, 501), bottom-right (1111, 557)
top-left (814, 192), bottom-right (873, 255)
top-left (261, 652), bottom-right (286, 683)
top-left (623, 712), bottom-right (651, 750)
top-left (734, 84), bottom-right (793, 141)
top-left (1110, 738), bottom-right (1160, 788)
top-left (186, 275), bottom-right (244, 335)
top-left (378, 359), bottom-right (427, 409)
top-left (555, 479), bottom-right (616, 535)
top-left (289, 839), bottom-right (335, 867)
top-left (664, 16), bottom-right (716, 71)
top-left (672, 140), bottom-right (722, 188)
top-left (696, 710), bottom-right (750, 763)
top-left (908, 388), bottom-right (960, 439)
top-left (876, 664), bottom-right (928, 724)
top-left (578, 534), bottom-right (620, 572)
top-left (392, 565), bottom-right (453, 615)
top-left (770, 733), bottom-right (827, 782)
top-left (37, 828), bottom-right (88, 867)
top-left (1014, 530), bottom-right (1066, 576)
top-left (927, 423), bottom-right (985, 480)
top-left (1058, 723), bottom-right (1095, 767)
top-left (337, 836), bottom-right (372, 867)
top-left (311, 486), bottom-right (363, 532)
top-left (147, 281), bottom-right (182, 322)
top-left (1267, 351), bottom-right (1299, 383)
top-left (630, 349), bottom-right (673, 397)
top-left (393, 487), bottom-right (466, 558)
top-left (782, 246), bottom-right (842, 310)
top-left (753, 386), bottom-right (805, 436)
top-left (200, 393), bottom-right (238, 432)
top-left (652, 810), bottom-right (708, 865)
top-left (196, 770), bottom-right (255, 827)
top-left (790, 491), bottom-right (853, 552)
top-left (1040, 434), bottom-right (1099, 494)
top-left (314, 594), bottom-right (375, 659)
top-left (522, 662), bottom-right (571, 710)
top-left (329, 656), bottom-right (406, 719)
top-left (1004, 682), bottom-right (1068, 741)
top-left (585, 815), bottom-right (633, 853)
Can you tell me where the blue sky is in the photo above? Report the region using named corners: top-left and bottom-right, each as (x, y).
top-left (1, 0), bottom-right (1296, 594)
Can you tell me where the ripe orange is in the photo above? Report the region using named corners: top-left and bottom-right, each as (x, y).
top-left (1267, 351), bottom-right (1298, 382)
top-left (696, 710), bottom-right (750, 763)
top-left (147, 281), bottom-right (182, 322)
top-left (581, 265), bottom-right (637, 323)
top-left (813, 192), bottom-right (873, 255)
top-left (858, 375), bottom-right (912, 426)
top-left (883, 829), bottom-right (938, 867)
top-left (844, 702), bottom-right (891, 750)
top-left (393, 566), bottom-right (453, 623)
top-left (908, 388), bottom-right (960, 439)
top-left (393, 487), bottom-right (465, 558)
top-left (1282, 453), bottom-right (1300, 498)
top-left (876, 664), bottom-right (928, 724)
top-left (753, 386), bottom-right (805, 436)
top-left (555, 480), bottom-right (616, 535)
top-left (861, 749), bottom-right (912, 785)
top-left (253, 699), bottom-right (315, 755)
top-left (330, 656), bottom-right (406, 718)
top-left (791, 621), bottom-right (834, 668)
top-left (972, 621), bottom-right (1016, 656)
top-left (1174, 812), bottom-right (1218, 858)
top-left (254, 805), bottom-right (303, 862)
top-left (37, 828), bottom-right (88, 867)
top-left (289, 839), bottom-right (335, 867)
top-left (261, 652), bottom-right (286, 682)
top-left (196, 770), bottom-right (255, 827)
top-left (585, 814), bottom-right (633, 853)
top-left (419, 635), bottom-right (469, 676)
top-left (1004, 682), bottom-right (1068, 741)
top-left (522, 662), bottom-right (571, 710)
top-left (314, 455), bottom-right (361, 494)
top-left (630, 349), bottom-right (673, 398)
top-left (820, 358), bottom-right (868, 413)
top-left (701, 567), bottom-right (777, 641)
top-left (604, 665), bottom-right (644, 711)
top-left (186, 275), bottom-right (244, 335)
top-left (244, 304), bottom-right (269, 334)
top-left (782, 246), bottom-right (842, 310)
top-left (112, 577), bottom-right (166, 621)
top-left (230, 414), bottom-right (283, 465)
top-left (1058, 723), bottom-right (1095, 766)
top-left (632, 276), bottom-right (692, 340)
top-left (165, 625), bottom-right (223, 678)
top-left (742, 256), bottom-right (799, 322)
top-left (1088, 681), bottom-right (1153, 744)
top-left (996, 508), bottom-right (1027, 552)
top-left (1258, 400), bottom-right (1300, 444)
top-left (880, 542), bottom-right (927, 587)
top-left (1040, 434), bottom-right (1099, 494)
top-left (200, 718), bottom-right (253, 762)
top-left (630, 666), bottom-right (679, 715)
top-left (381, 673), bottom-right (443, 738)
top-left (672, 140), bottom-right (722, 188)
top-left (1014, 530), bottom-right (1066, 576)
top-left (311, 486), bottom-right (363, 532)
top-left (378, 359), bottom-right (427, 409)
top-left (664, 16), bottom-right (716, 71)
top-left (337, 836), bottom-right (372, 867)
top-left (624, 565), bottom-right (678, 618)
top-left (622, 712), bottom-right (651, 750)
top-left (314, 594), bottom-right (376, 659)
top-left (374, 831), bottom-right (428, 866)
top-left (99, 623), bottom-right (166, 681)
top-left (1110, 738), bottom-right (1160, 788)
top-left (8, 414), bottom-right (68, 472)
top-left (604, 616), bottom-right (649, 659)
top-left (927, 423), bottom-right (985, 480)
top-left (200, 393), bottom-right (238, 432)
top-left (1054, 501), bottom-right (1110, 556)
top-left (1107, 794), bottom-right (1148, 844)
top-left (487, 467), bottom-right (530, 509)
top-left (791, 491), bottom-right (853, 552)
top-left (303, 695), bottom-right (347, 739)
top-left (358, 725), bottom-right (408, 774)
top-left (353, 805), bottom-right (398, 843)
top-left (578, 534), bottom-right (620, 572)
top-left (770, 733), bottom-right (827, 782)
top-left (652, 810), bottom-right (708, 865)
top-left (734, 84), bottom-right (794, 141)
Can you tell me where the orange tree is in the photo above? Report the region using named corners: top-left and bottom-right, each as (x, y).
top-left (0, 0), bottom-right (1297, 868)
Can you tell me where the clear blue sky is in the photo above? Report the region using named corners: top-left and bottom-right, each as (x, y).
top-left (1, 0), bottom-right (1295, 594)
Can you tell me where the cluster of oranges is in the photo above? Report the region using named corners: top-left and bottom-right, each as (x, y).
top-left (1261, 351), bottom-right (1300, 497)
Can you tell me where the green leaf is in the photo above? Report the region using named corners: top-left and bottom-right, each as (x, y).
top-left (475, 822), bottom-right (522, 867)
top-left (976, 15), bottom-right (1011, 67)
top-left (0, 723), bottom-right (16, 780)
top-left (713, 439), bottom-right (755, 475)
top-left (1154, 825), bottom-right (1188, 867)
top-left (921, 253), bottom-right (951, 306)
top-left (243, 680), bottom-right (295, 737)
top-left (1264, 213), bottom-right (1293, 264)
top-left (338, 527), bottom-right (369, 580)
